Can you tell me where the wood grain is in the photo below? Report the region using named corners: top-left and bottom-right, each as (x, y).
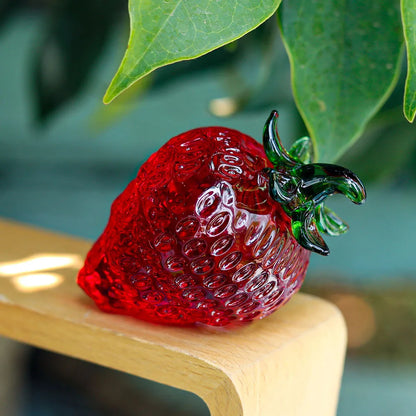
top-left (0, 219), bottom-right (347, 416)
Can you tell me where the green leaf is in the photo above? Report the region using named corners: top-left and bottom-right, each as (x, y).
top-left (104, 0), bottom-right (281, 104)
top-left (279, 1), bottom-right (403, 162)
top-left (402, 0), bottom-right (416, 122)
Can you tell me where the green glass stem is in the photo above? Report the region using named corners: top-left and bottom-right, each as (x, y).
top-left (263, 110), bottom-right (366, 255)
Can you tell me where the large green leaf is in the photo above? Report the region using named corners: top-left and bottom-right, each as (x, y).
top-left (402, 0), bottom-right (416, 122)
top-left (104, 0), bottom-right (281, 103)
top-left (279, 1), bottom-right (403, 162)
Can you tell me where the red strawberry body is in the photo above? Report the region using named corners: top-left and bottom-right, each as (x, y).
top-left (78, 126), bottom-right (310, 326)
top-left (78, 111), bottom-right (365, 327)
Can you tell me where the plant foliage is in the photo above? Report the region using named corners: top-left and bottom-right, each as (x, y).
top-left (6, 0), bottom-right (413, 161)
top-left (103, 0), bottom-right (281, 104)
top-left (402, 0), bottom-right (416, 122)
top-left (104, 0), bottom-right (413, 161)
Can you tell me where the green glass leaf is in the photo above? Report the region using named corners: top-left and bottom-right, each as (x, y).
top-left (263, 111), bottom-right (366, 256)
top-left (289, 136), bottom-right (313, 164)
top-left (279, 0), bottom-right (403, 162)
top-left (315, 205), bottom-right (349, 236)
top-left (104, 0), bottom-right (281, 104)
top-left (402, 0), bottom-right (416, 122)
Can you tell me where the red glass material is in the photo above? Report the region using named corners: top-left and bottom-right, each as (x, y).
top-left (77, 127), bottom-right (310, 327)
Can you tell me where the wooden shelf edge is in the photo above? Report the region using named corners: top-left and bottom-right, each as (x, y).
top-left (0, 218), bottom-right (347, 416)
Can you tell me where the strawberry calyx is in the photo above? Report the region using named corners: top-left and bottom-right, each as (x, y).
top-left (263, 110), bottom-right (366, 256)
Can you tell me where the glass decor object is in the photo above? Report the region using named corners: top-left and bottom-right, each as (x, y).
top-left (78, 111), bottom-right (366, 327)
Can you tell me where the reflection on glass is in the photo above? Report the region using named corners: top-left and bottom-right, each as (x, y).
top-left (11, 273), bottom-right (64, 292)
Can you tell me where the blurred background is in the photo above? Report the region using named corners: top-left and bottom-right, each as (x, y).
top-left (0, 2), bottom-right (415, 415)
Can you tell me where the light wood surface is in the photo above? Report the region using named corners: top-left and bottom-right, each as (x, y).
top-left (0, 218), bottom-right (347, 416)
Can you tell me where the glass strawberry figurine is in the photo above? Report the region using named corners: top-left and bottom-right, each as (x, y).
top-left (78, 111), bottom-right (366, 327)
